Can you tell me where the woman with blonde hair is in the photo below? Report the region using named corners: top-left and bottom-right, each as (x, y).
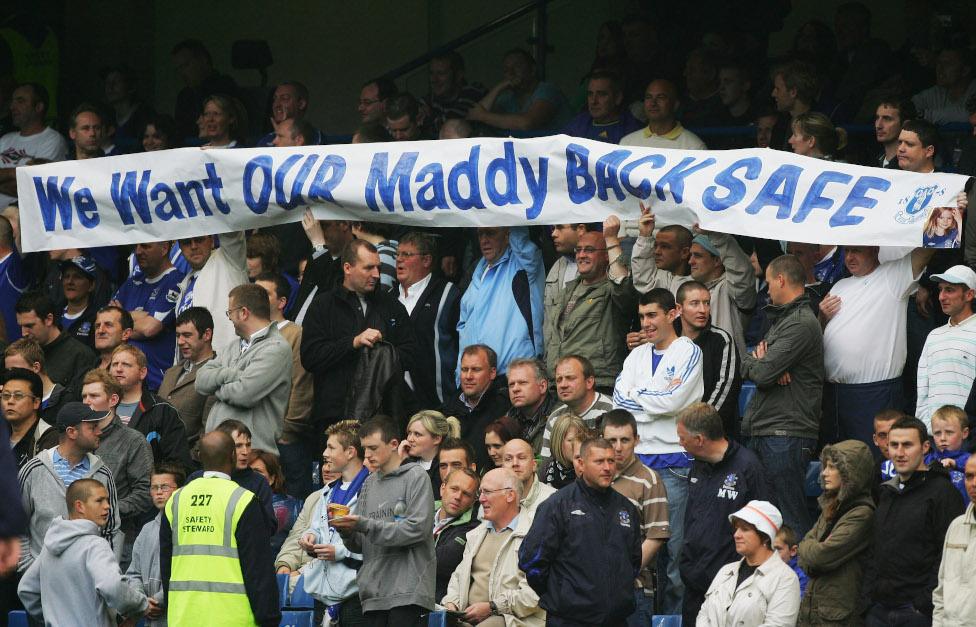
top-left (922, 206), bottom-right (962, 248)
top-left (400, 410), bottom-right (462, 493)
top-left (200, 94), bottom-right (249, 147)
top-left (788, 111), bottom-right (847, 160)
top-left (538, 414), bottom-right (588, 489)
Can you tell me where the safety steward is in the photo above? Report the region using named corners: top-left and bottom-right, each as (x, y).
top-left (160, 431), bottom-right (280, 627)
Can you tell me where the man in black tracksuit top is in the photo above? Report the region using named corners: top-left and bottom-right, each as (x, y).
top-left (519, 438), bottom-right (641, 627)
top-left (677, 404), bottom-right (769, 624)
top-left (869, 416), bottom-right (963, 623)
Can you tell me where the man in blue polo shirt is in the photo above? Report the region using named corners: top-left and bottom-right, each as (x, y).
top-left (112, 241), bottom-right (184, 390)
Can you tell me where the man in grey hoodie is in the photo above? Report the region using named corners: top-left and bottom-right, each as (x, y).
top-left (17, 402), bottom-right (123, 573)
top-left (18, 478), bottom-right (149, 627)
top-left (331, 415), bottom-right (435, 626)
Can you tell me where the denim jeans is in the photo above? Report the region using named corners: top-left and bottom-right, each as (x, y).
top-left (824, 378), bottom-right (903, 457)
top-left (865, 603), bottom-right (931, 627)
top-left (747, 436), bottom-right (815, 538)
top-left (278, 439), bottom-right (315, 500)
top-left (655, 465), bottom-right (689, 615)
top-left (627, 587), bottom-right (654, 627)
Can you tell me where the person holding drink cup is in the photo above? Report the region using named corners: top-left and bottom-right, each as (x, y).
top-left (299, 420), bottom-right (370, 624)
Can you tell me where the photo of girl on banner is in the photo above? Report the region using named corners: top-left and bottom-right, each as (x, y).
top-left (922, 206), bottom-right (963, 248)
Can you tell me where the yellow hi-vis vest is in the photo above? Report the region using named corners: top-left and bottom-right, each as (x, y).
top-left (165, 476), bottom-right (257, 626)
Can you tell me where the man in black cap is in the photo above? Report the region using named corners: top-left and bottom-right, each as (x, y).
top-left (16, 401), bottom-right (123, 573)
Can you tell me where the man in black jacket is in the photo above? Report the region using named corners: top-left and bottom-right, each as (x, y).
top-left (110, 344), bottom-right (192, 471)
top-left (676, 281), bottom-right (741, 440)
top-left (433, 467), bottom-right (480, 602)
top-left (291, 213), bottom-right (352, 325)
top-left (677, 402), bottom-right (768, 625)
top-left (393, 231), bottom-right (461, 408)
top-left (869, 416), bottom-right (964, 624)
top-left (519, 438), bottom-right (641, 627)
top-left (301, 240), bottom-right (417, 434)
top-left (441, 344), bottom-right (511, 471)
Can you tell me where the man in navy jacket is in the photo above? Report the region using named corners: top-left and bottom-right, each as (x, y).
top-left (519, 438), bottom-right (641, 626)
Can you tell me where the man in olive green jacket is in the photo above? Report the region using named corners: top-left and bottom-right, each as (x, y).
top-left (544, 222), bottom-right (636, 390)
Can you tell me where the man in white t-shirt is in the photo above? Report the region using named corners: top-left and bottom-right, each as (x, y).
top-left (0, 83), bottom-right (69, 208)
top-left (819, 246), bottom-right (935, 450)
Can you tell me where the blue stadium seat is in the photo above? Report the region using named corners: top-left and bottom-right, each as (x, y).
top-left (287, 573), bottom-right (315, 609)
top-left (427, 610), bottom-right (449, 627)
top-left (8, 610), bottom-right (28, 627)
top-left (279, 610), bottom-right (314, 627)
top-left (652, 615), bottom-right (682, 627)
top-left (276, 572), bottom-right (290, 608)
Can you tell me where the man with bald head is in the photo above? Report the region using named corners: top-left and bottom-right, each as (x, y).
top-left (160, 431), bottom-right (279, 626)
top-left (621, 79), bottom-right (707, 150)
top-left (442, 467), bottom-right (544, 625)
top-left (502, 439), bottom-right (555, 520)
top-left (545, 223), bottom-right (636, 393)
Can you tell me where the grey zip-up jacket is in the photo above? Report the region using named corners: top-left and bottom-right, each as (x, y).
top-left (18, 517), bottom-right (147, 627)
top-left (741, 294), bottom-right (824, 440)
top-left (198, 322), bottom-right (293, 454)
top-left (17, 448), bottom-right (123, 572)
top-left (342, 461), bottom-right (435, 612)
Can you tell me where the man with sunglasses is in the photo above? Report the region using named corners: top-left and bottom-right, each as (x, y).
top-left (544, 218), bottom-right (636, 393)
top-left (174, 232), bottom-right (248, 353)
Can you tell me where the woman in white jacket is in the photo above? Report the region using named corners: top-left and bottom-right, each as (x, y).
top-left (698, 500), bottom-right (800, 627)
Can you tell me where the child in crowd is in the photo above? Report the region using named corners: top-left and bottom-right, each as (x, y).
top-left (774, 525), bottom-right (808, 596)
top-left (931, 405), bottom-right (971, 505)
top-left (125, 463), bottom-right (186, 626)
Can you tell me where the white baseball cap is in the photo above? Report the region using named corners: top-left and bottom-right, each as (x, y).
top-left (930, 265), bottom-right (976, 291)
top-left (729, 500), bottom-right (782, 541)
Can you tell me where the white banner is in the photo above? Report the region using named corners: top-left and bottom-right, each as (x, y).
top-left (15, 134), bottom-right (970, 252)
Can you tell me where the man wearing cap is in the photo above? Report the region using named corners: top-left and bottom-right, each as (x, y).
top-left (916, 265), bottom-right (976, 428)
top-left (683, 230), bottom-right (756, 360)
top-left (16, 402), bottom-right (123, 573)
top-left (59, 256), bottom-right (99, 349)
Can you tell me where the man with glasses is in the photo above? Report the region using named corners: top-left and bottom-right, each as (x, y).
top-left (125, 462), bottom-right (185, 625)
top-left (394, 231), bottom-right (461, 408)
top-left (358, 78), bottom-right (398, 124)
top-left (2, 368), bottom-right (58, 469)
top-left (174, 231), bottom-right (248, 352)
top-left (198, 283), bottom-right (292, 457)
top-left (442, 467), bottom-right (544, 626)
top-left (80, 368), bottom-right (153, 568)
top-left (544, 222), bottom-right (636, 392)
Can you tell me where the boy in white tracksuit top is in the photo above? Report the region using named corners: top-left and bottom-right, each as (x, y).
top-left (612, 287), bottom-right (703, 614)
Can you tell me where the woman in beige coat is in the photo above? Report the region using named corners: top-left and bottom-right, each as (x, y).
top-left (698, 500), bottom-right (800, 626)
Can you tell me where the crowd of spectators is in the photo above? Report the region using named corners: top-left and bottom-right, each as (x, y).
top-left (1, 3), bottom-right (976, 627)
